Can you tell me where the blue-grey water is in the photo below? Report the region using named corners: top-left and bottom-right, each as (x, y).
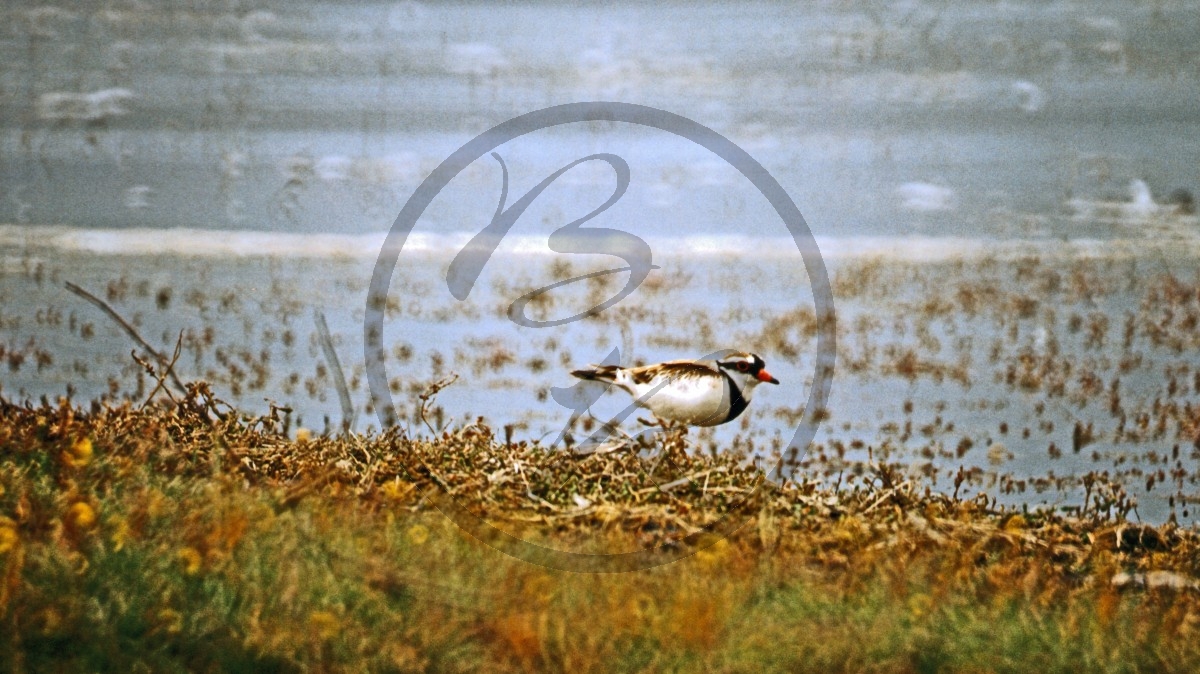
top-left (3, 1), bottom-right (1198, 236)
top-left (3, 1), bottom-right (1200, 523)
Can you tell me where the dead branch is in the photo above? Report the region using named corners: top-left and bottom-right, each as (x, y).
top-left (313, 309), bottom-right (355, 435)
top-left (417, 373), bottom-right (459, 436)
top-left (65, 281), bottom-right (187, 394)
top-left (138, 330), bottom-right (184, 408)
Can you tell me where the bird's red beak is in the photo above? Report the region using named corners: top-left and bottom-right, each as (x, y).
top-left (758, 369), bottom-right (779, 384)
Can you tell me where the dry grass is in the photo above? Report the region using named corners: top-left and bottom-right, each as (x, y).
top-left (4, 388), bottom-right (1200, 672)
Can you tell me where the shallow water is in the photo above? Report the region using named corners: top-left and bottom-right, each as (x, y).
top-left (4, 235), bottom-right (1200, 525)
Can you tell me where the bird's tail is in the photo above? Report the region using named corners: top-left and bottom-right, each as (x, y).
top-left (571, 364), bottom-right (621, 383)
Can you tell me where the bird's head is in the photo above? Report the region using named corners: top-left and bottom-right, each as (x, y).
top-left (717, 352), bottom-right (779, 387)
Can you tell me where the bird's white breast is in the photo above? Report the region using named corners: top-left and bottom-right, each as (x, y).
top-left (620, 370), bottom-right (735, 426)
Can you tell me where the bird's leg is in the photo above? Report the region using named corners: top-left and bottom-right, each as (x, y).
top-left (632, 416), bottom-right (664, 451)
top-left (639, 416), bottom-right (670, 477)
top-left (573, 410), bottom-right (637, 456)
top-left (586, 408), bottom-right (632, 442)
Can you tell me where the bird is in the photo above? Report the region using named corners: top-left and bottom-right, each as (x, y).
top-left (1066, 179), bottom-right (1162, 222)
top-left (570, 352), bottom-right (779, 427)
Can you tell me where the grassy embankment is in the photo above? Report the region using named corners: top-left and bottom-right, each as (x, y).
top-left (2, 384), bottom-right (1200, 672)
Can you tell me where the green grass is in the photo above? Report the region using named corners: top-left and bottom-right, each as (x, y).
top-left (3, 392), bottom-right (1200, 672)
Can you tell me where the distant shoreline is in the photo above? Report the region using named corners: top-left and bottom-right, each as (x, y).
top-left (4, 223), bottom-right (1200, 261)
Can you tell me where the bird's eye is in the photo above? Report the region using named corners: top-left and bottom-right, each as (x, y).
top-left (736, 362), bottom-right (749, 372)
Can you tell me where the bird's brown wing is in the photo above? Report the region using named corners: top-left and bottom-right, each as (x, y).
top-left (627, 360), bottom-right (716, 385)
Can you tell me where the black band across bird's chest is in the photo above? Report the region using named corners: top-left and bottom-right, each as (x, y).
top-left (719, 370), bottom-right (749, 424)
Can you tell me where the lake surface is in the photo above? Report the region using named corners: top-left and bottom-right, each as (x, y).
top-left (3, 1), bottom-right (1198, 237)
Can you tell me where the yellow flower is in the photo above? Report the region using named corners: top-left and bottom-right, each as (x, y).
top-left (157, 608), bottom-right (184, 635)
top-left (381, 479), bottom-right (414, 502)
top-left (177, 547), bottom-right (203, 575)
top-left (309, 610), bottom-right (340, 640)
top-left (65, 502), bottom-right (96, 530)
top-left (295, 428), bottom-right (312, 443)
top-left (0, 516), bottom-right (18, 554)
top-left (109, 516), bottom-right (131, 552)
top-left (907, 593), bottom-right (934, 619)
top-left (1004, 515), bottom-right (1028, 532)
top-left (407, 524), bottom-right (429, 546)
top-left (63, 437), bottom-right (93, 468)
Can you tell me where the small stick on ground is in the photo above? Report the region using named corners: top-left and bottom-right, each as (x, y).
top-left (417, 373), bottom-right (459, 435)
top-left (136, 330), bottom-right (184, 407)
top-left (65, 281), bottom-right (187, 395)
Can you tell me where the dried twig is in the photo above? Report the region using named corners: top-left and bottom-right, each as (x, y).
top-left (417, 373), bottom-right (459, 435)
top-left (277, 465), bottom-right (341, 512)
top-left (65, 281), bottom-right (187, 394)
top-left (635, 466), bottom-right (728, 495)
top-left (313, 309), bottom-right (355, 435)
top-left (138, 331), bottom-right (184, 408)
